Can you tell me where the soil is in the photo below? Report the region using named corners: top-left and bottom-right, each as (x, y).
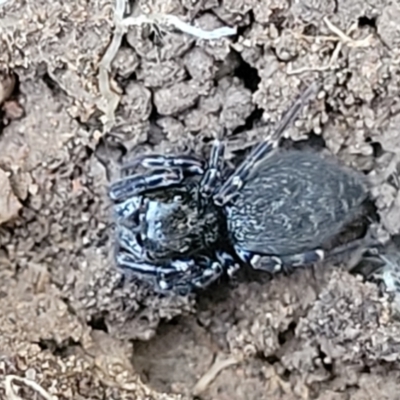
top-left (1, 0), bottom-right (400, 399)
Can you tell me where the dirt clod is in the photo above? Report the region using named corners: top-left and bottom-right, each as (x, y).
top-left (0, 169), bottom-right (22, 225)
top-left (0, 73), bottom-right (15, 104)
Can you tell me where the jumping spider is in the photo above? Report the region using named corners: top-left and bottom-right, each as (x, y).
top-left (108, 82), bottom-right (371, 294)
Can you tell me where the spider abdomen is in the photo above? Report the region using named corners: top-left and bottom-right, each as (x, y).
top-left (227, 150), bottom-right (368, 256)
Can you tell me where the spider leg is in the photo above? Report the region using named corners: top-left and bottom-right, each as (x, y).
top-left (153, 251), bottom-right (237, 294)
top-left (113, 196), bottom-right (141, 222)
top-left (193, 251), bottom-right (239, 285)
top-left (115, 244), bottom-right (200, 293)
top-left (216, 250), bottom-right (240, 277)
top-left (116, 225), bottom-right (143, 258)
top-left (115, 226), bottom-right (238, 294)
top-left (116, 252), bottom-right (194, 289)
top-left (117, 253), bottom-right (186, 294)
top-left (200, 140), bottom-right (225, 198)
top-left (169, 255), bottom-right (225, 291)
top-left (188, 260), bottom-right (224, 289)
top-left (109, 169), bottom-right (184, 201)
top-left (116, 252), bottom-right (177, 275)
top-left (235, 246), bottom-right (325, 274)
top-left (213, 82), bottom-right (319, 207)
top-left (121, 154), bottom-right (204, 175)
top-left (235, 236), bottom-right (381, 275)
top-left (116, 224), bottom-right (198, 274)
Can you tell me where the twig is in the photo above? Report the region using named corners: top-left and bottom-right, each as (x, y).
top-left (96, 0), bottom-right (126, 132)
top-left (287, 42), bottom-right (342, 75)
top-left (323, 17), bottom-right (374, 48)
top-left (192, 354), bottom-right (241, 396)
top-left (3, 375), bottom-right (56, 400)
top-left (287, 16), bottom-right (373, 76)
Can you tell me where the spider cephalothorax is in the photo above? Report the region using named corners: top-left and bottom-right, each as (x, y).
top-left (109, 146), bottom-right (234, 293)
top-left (119, 181), bottom-right (225, 260)
top-left (108, 82), bottom-right (372, 294)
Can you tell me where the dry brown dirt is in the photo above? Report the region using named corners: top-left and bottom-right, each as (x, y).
top-left (1, 0), bottom-right (400, 399)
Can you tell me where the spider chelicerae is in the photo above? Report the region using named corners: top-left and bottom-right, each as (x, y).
top-left (108, 82), bottom-right (371, 294)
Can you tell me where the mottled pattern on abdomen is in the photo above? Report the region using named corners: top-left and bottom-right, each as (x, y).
top-left (227, 150), bottom-right (368, 256)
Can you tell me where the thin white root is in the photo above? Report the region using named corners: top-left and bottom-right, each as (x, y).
top-left (287, 42), bottom-right (342, 75)
top-left (323, 17), bottom-right (374, 48)
top-left (122, 13), bottom-right (236, 40)
top-left (192, 354), bottom-right (241, 397)
top-left (287, 16), bottom-right (373, 76)
top-left (3, 375), bottom-right (56, 400)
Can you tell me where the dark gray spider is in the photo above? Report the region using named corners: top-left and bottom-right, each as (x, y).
top-left (108, 82), bottom-right (371, 294)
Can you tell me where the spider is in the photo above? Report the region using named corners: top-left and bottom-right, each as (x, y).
top-left (108, 82), bottom-right (371, 294)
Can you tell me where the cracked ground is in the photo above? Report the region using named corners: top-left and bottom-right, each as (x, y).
top-left (1, 0), bottom-right (400, 399)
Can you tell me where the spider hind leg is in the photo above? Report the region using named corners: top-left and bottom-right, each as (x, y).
top-left (200, 140), bottom-right (225, 199)
top-left (235, 236), bottom-right (381, 275)
top-left (213, 82), bottom-right (319, 207)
